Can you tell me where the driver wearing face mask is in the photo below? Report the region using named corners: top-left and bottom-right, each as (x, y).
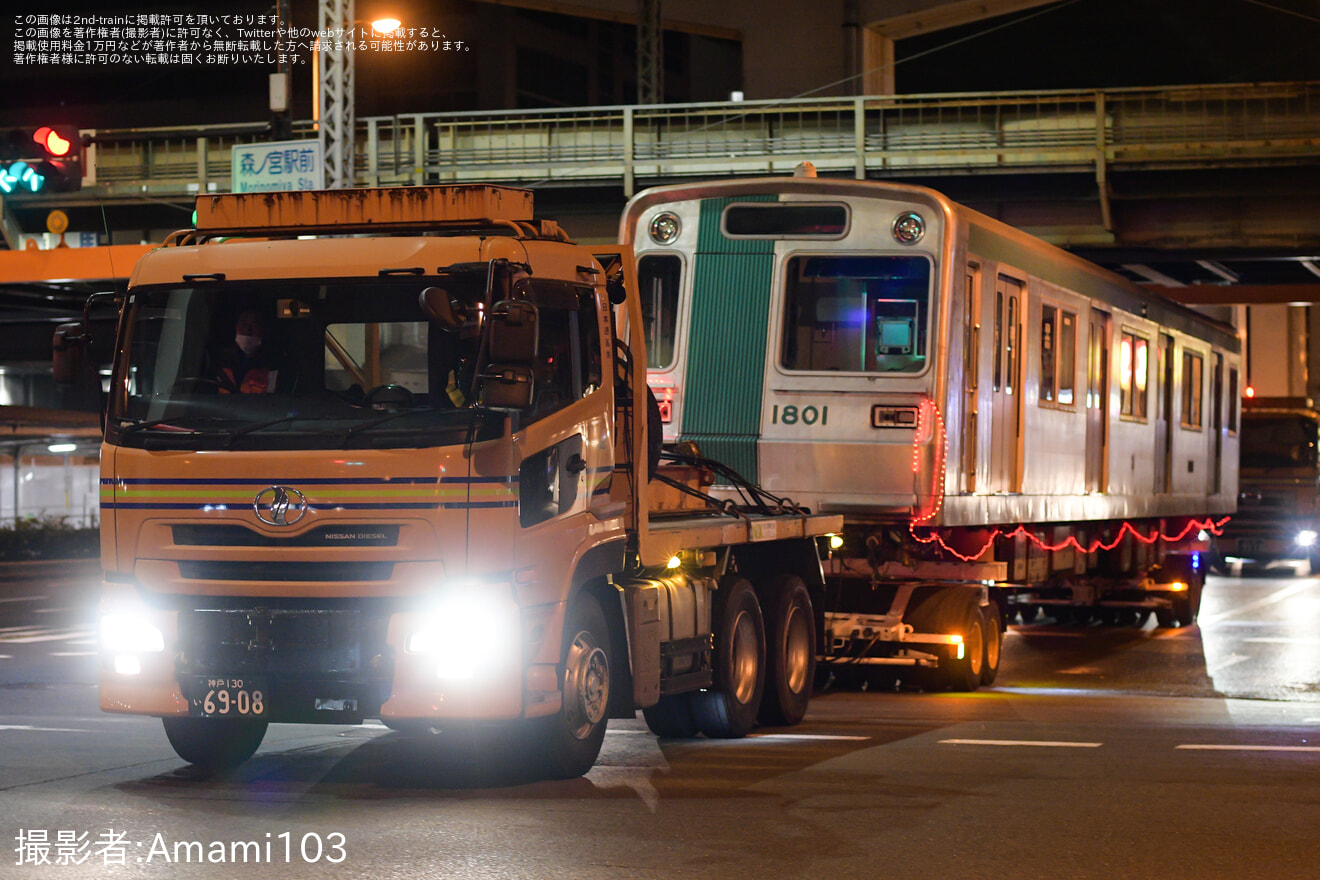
top-left (212, 309), bottom-right (280, 393)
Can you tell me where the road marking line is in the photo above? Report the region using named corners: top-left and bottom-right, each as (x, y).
top-left (1244, 637), bottom-right (1320, 646)
top-left (1198, 580), bottom-right (1317, 626)
top-left (746, 733), bottom-right (871, 741)
top-left (1176, 744), bottom-right (1320, 752)
top-left (0, 725), bottom-right (89, 733)
top-left (1205, 654), bottom-right (1251, 675)
top-left (49, 651), bottom-right (96, 657)
top-left (939, 739), bottom-right (1102, 748)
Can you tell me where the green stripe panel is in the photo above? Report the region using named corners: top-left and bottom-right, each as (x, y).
top-left (680, 196), bottom-right (776, 484)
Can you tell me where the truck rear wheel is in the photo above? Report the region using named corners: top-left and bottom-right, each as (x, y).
top-left (161, 717), bottom-right (267, 771)
top-left (692, 577), bottom-right (765, 738)
top-left (535, 591), bottom-right (612, 778)
top-left (758, 574), bottom-right (815, 726)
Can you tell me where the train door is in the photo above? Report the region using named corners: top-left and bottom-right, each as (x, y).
top-left (1155, 333), bottom-right (1175, 493)
top-left (989, 274), bottom-right (1024, 493)
top-left (679, 196), bottom-right (775, 482)
top-left (1086, 308), bottom-right (1110, 493)
top-left (1212, 352), bottom-right (1225, 494)
top-left (962, 266), bottom-right (981, 493)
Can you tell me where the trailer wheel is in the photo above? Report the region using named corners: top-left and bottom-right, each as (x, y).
top-left (1174, 569), bottom-right (1203, 627)
top-left (161, 717), bottom-right (267, 771)
top-left (642, 694), bottom-right (698, 738)
top-left (691, 577), bottom-right (765, 738)
top-left (535, 591), bottom-right (612, 778)
top-left (980, 601), bottom-right (1002, 686)
top-left (907, 588), bottom-right (983, 692)
top-left (758, 574), bottom-right (815, 726)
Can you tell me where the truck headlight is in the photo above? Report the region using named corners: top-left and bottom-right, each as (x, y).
top-left (1296, 530), bottom-right (1317, 548)
top-left (99, 612), bottom-right (165, 654)
top-left (406, 586), bottom-right (521, 680)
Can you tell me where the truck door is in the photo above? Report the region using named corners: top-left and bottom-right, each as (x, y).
top-left (989, 274), bottom-right (1024, 493)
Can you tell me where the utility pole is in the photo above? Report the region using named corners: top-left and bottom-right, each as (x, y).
top-left (271, 0), bottom-right (293, 140)
top-left (636, 0), bottom-right (663, 105)
top-left (319, 0), bottom-right (355, 188)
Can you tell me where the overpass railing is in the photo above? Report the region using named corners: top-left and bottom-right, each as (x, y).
top-left (84, 81), bottom-right (1320, 198)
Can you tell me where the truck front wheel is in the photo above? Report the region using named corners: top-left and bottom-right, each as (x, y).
top-left (161, 717), bottom-right (267, 771)
top-left (692, 577), bottom-right (765, 738)
top-left (536, 591), bottom-right (612, 778)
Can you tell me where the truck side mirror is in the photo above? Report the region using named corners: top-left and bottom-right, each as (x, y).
top-left (52, 322), bottom-right (87, 385)
top-left (419, 286), bottom-right (465, 330)
top-left (477, 300), bottom-right (539, 411)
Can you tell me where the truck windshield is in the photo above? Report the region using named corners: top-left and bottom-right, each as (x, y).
top-left (779, 255), bottom-right (932, 374)
top-left (109, 273), bottom-right (507, 451)
top-left (1240, 414), bottom-right (1319, 470)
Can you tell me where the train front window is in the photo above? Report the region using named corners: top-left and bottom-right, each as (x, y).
top-left (780, 255), bottom-right (931, 374)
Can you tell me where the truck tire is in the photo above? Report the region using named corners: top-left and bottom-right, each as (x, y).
top-left (909, 588), bottom-right (984, 692)
top-left (1175, 568), bottom-right (1204, 627)
top-left (535, 591), bottom-right (612, 778)
top-left (980, 601), bottom-right (1002, 686)
top-left (162, 717), bottom-right (267, 771)
top-left (758, 574), bottom-right (815, 726)
top-left (691, 577), bottom-right (765, 738)
top-left (642, 693), bottom-right (699, 738)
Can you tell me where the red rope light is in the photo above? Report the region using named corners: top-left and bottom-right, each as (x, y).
top-left (905, 399), bottom-right (1231, 562)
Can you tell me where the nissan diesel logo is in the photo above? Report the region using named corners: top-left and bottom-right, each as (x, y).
top-left (253, 486), bottom-right (308, 526)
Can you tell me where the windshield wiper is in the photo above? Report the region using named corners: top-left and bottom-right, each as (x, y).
top-left (220, 415), bottom-right (305, 450)
top-left (331, 407), bottom-right (437, 446)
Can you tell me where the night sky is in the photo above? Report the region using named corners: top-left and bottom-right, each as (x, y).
top-left (2, 0), bottom-right (1317, 129)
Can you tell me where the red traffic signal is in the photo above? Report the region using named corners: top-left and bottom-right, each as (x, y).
top-left (33, 126), bottom-right (73, 157)
top-left (0, 126), bottom-right (82, 193)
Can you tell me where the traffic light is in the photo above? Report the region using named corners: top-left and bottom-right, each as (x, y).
top-left (0, 125), bottom-right (82, 193)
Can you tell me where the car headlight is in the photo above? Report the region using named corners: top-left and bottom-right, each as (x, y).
top-left (406, 586), bottom-right (522, 680)
top-left (99, 612), bottom-right (165, 654)
top-left (1296, 529), bottom-right (1318, 548)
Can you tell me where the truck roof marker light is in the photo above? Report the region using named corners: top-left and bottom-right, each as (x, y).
top-left (1245, 386), bottom-right (1255, 398)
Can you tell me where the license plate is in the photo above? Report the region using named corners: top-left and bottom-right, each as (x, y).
top-left (188, 677), bottom-right (268, 718)
top-left (1237, 538), bottom-right (1263, 554)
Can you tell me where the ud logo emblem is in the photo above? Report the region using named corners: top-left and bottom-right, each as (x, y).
top-left (253, 486), bottom-right (308, 526)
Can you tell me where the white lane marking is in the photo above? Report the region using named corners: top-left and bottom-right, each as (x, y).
top-left (1198, 580), bottom-right (1317, 626)
top-left (0, 725), bottom-right (89, 733)
top-left (49, 651), bottom-right (96, 657)
top-left (1205, 654), bottom-right (1251, 675)
top-left (0, 596), bottom-right (44, 604)
top-left (746, 733), bottom-right (871, 741)
top-left (940, 739), bottom-right (1103, 748)
top-left (1057, 666), bottom-right (1103, 675)
top-left (1244, 637), bottom-right (1320, 646)
top-left (0, 654), bottom-right (12, 659)
top-left (1176, 744), bottom-right (1320, 752)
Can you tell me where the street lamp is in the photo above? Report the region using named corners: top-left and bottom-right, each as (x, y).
top-left (316, 2), bottom-right (404, 188)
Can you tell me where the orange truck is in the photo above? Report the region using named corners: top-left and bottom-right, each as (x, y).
top-left (54, 185), bottom-right (840, 777)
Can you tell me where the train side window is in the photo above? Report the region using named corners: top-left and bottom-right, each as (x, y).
top-left (1228, 367), bottom-right (1239, 433)
top-left (637, 255), bottom-right (682, 370)
top-left (780, 255), bottom-right (931, 374)
top-left (1038, 306), bottom-right (1077, 407)
top-left (1181, 350), bottom-right (1204, 428)
top-left (1119, 330), bottom-right (1149, 420)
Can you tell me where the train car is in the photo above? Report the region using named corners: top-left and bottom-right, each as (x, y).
top-left (621, 168), bottom-right (1240, 688)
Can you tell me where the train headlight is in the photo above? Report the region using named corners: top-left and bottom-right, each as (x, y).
top-left (406, 585), bottom-right (522, 680)
top-left (892, 211), bottom-right (925, 245)
top-left (1296, 529), bottom-right (1318, 548)
top-left (649, 212), bottom-right (681, 244)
